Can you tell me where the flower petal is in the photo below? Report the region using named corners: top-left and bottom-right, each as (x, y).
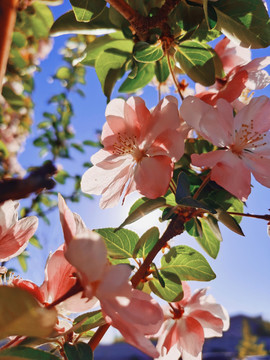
top-left (191, 151), bottom-right (251, 200)
top-left (135, 156), bottom-right (173, 198)
top-left (65, 231), bottom-right (108, 287)
top-left (0, 215), bottom-right (38, 262)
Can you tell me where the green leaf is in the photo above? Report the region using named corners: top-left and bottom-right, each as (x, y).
top-left (0, 140), bottom-right (9, 159)
top-left (133, 227), bottom-right (159, 259)
top-left (17, 252), bottom-right (29, 272)
top-left (155, 56), bottom-right (171, 83)
top-left (0, 287), bottom-right (57, 339)
top-left (51, 8), bottom-right (118, 36)
top-left (63, 342), bottom-right (93, 360)
top-left (54, 170), bottom-right (70, 184)
top-left (176, 40), bottom-right (216, 86)
top-left (177, 197), bottom-right (216, 214)
top-left (73, 310), bottom-right (106, 333)
top-left (2, 86), bottom-right (25, 110)
top-left (214, 209), bottom-right (244, 236)
top-left (213, 0), bottom-right (270, 48)
top-left (28, 3), bottom-right (54, 39)
top-left (12, 32), bottom-right (27, 48)
top-left (169, 1), bottom-right (204, 37)
top-left (186, 217), bottom-right (221, 259)
top-left (175, 172), bottom-right (191, 201)
top-left (190, 19), bottom-right (221, 42)
top-left (160, 245), bottom-right (216, 281)
top-left (133, 42), bottom-right (164, 63)
top-left (55, 66), bottom-right (71, 80)
top-left (95, 47), bottom-right (132, 99)
top-left (95, 228), bottom-right (139, 258)
top-left (81, 33), bottom-right (128, 66)
top-left (119, 62), bottom-right (155, 93)
top-left (0, 346), bottom-right (60, 359)
top-left (70, 0), bottom-right (106, 22)
top-left (117, 198), bottom-right (166, 230)
top-left (29, 235), bottom-right (43, 249)
top-left (149, 272), bottom-right (183, 302)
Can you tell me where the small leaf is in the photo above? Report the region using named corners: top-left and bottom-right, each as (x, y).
top-left (155, 56), bottom-right (170, 83)
top-left (177, 197), bottom-right (217, 214)
top-left (117, 198), bottom-right (166, 230)
top-left (134, 227), bottom-right (160, 259)
top-left (95, 228), bottom-right (139, 259)
top-left (119, 62), bottom-right (155, 93)
top-left (55, 66), bottom-right (71, 80)
top-left (176, 40), bottom-right (216, 86)
top-left (17, 252), bottom-right (29, 272)
top-left (73, 310), bottom-right (106, 333)
top-left (50, 8), bottom-right (118, 36)
top-left (0, 346), bottom-right (60, 359)
top-left (0, 286), bottom-right (57, 339)
top-left (29, 235), bottom-right (43, 249)
top-left (160, 245), bottom-right (216, 281)
top-left (149, 272), bottom-right (183, 302)
top-left (81, 33), bottom-right (128, 66)
top-left (192, 217), bottom-right (221, 259)
top-left (70, 0), bottom-right (106, 22)
top-left (133, 42), bottom-right (164, 63)
top-left (63, 342), bottom-right (93, 360)
top-left (175, 172), bottom-right (191, 202)
top-left (214, 209), bottom-right (244, 236)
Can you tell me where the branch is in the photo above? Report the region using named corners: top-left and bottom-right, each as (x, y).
top-left (105, 0), bottom-right (180, 41)
top-left (0, 161), bottom-right (57, 203)
top-left (131, 217), bottom-right (184, 287)
top-left (0, 0), bottom-right (19, 93)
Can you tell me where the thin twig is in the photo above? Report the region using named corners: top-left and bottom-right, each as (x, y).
top-left (193, 172), bottom-right (211, 200)
top-left (166, 52), bottom-right (184, 101)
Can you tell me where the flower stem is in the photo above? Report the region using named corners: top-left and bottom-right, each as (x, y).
top-left (193, 172), bottom-right (211, 200)
top-left (166, 52), bottom-right (184, 101)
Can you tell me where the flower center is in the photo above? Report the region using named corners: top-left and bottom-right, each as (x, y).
top-left (230, 119), bottom-right (267, 155)
top-left (169, 303), bottom-right (185, 319)
top-left (112, 133), bottom-right (144, 162)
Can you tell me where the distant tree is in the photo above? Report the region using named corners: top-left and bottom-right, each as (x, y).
top-left (237, 319), bottom-right (267, 359)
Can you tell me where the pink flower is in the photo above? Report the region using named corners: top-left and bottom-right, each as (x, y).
top-left (155, 282), bottom-right (229, 360)
top-left (0, 200), bottom-right (38, 262)
top-left (59, 195), bottom-right (163, 357)
top-left (81, 96), bottom-right (185, 208)
top-left (196, 38), bottom-right (270, 106)
top-left (13, 244), bottom-right (95, 315)
top-left (180, 95), bottom-right (270, 200)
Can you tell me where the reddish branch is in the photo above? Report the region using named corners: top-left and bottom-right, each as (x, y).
top-left (0, 0), bottom-right (19, 93)
top-left (0, 162), bottom-right (56, 203)
top-left (105, 0), bottom-right (181, 41)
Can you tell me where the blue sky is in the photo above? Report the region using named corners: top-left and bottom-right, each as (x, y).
top-left (11, 0), bottom-right (270, 338)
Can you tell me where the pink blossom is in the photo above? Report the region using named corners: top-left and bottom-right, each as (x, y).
top-left (13, 244), bottom-right (95, 316)
top-left (180, 95), bottom-right (270, 200)
top-left (81, 96), bottom-right (184, 208)
top-left (155, 282), bottom-right (229, 360)
top-left (0, 200), bottom-right (38, 262)
top-left (196, 37), bottom-right (270, 106)
top-left (59, 195), bottom-right (163, 357)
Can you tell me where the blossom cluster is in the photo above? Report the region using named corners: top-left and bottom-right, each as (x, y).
top-left (0, 35), bottom-right (269, 360)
